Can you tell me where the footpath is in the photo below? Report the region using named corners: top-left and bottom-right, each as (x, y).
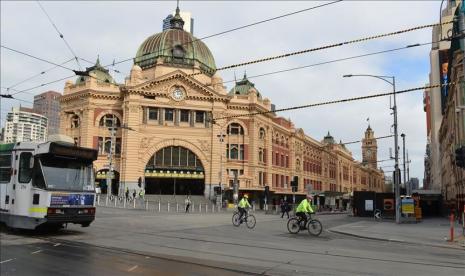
top-left (329, 217), bottom-right (465, 249)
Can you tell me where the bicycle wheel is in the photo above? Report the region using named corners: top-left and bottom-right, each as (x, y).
top-left (245, 215), bottom-right (256, 229)
top-left (232, 212), bottom-right (241, 227)
top-left (287, 217), bottom-right (300, 234)
top-left (307, 219), bottom-right (323, 236)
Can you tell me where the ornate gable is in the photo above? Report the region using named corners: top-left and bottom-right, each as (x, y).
top-left (123, 70), bottom-right (228, 102)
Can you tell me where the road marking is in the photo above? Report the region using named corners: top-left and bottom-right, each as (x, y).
top-left (53, 243), bottom-right (61, 247)
top-left (145, 256), bottom-right (150, 259)
top-left (31, 250), bottom-right (42, 254)
top-left (128, 265), bottom-right (138, 272)
top-left (0, 259), bottom-right (14, 264)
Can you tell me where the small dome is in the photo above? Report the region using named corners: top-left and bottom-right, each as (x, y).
top-left (134, 8), bottom-right (216, 76)
top-left (75, 57), bottom-right (115, 85)
top-left (323, 131), bottom-right (335, 144)
top-left (228, 73), bottom-right (261, 98)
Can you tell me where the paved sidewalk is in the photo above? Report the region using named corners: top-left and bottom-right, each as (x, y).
top-left (329, 217), bottom-right (465, 249)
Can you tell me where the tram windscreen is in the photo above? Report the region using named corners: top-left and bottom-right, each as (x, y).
top-left (37, 156), bottom-right (94, 191)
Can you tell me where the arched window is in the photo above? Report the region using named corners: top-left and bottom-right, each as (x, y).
top-left (259, 128), bottom-right (266, 139)
top-left (227, 123), bottom-right (244, 135)
top-left (71, 115), bottom-right (80, 128)
top-left (99, 114), bottom-right (121, 128)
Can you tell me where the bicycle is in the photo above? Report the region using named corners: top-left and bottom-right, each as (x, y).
top-left (232, 209), bottom-right (256, 229)
top-left (287, 213), bottom-right (323, 236)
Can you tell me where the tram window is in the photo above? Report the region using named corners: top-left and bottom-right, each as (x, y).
top-left (19, 152), bottom-right (33, 183)
top-left (0, 153), bottom-right (12, 183)
top-left (32, 157), bottom-right (46, 189)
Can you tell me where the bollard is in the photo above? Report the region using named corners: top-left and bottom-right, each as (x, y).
top-left (253, 204), bottom-right (256, 212)
top-left (158, 200), bottom-right (161, 212)
top-left (176, 203), bottom-right (179, 212)
top-left (192, 203), bottom-right (195, 212)
top-left (275, 205), bottom-right (278, 214)
top-left (168, 202), bottom-right (170, 212)
top-left (199, 203), bottom-right (202, 213)
top-left (123, 198), bottom-right (126, 208)
top-left (105, 195), bottom-right (109, 206)
top-left (145, 200), bottom-right (149, 210)
top-left (450, 213), bottom-right (455, 242)
top-left (114, 198), bottom-right (117, 207)
top-left (97, 195), bottom-right (100, 205)
top-left (133, 199), bottom-right (136, 209)
top-left (205, 204), bottom-right (208, 213)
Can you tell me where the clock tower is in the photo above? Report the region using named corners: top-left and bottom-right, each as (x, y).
top-left (362, 125), bottom-right (377, 169)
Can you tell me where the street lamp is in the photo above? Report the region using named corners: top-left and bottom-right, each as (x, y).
top-left (343, 73), bottom-right (401, 224)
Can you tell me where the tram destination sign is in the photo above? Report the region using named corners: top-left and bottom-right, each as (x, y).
top-left (49, 142), bottom-right (98, 160)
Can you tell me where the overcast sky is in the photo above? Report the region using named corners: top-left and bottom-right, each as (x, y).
top-left (1, 1), bottom-right (443, 186)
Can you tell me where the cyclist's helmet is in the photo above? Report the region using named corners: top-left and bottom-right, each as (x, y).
top-left (244, 194), bottom-right (249, 199)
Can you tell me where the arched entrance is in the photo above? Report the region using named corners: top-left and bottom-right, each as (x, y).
top-left (95, 169), bottom-right (120, 195)
top-left (145, 146), bottom-right (205, 195)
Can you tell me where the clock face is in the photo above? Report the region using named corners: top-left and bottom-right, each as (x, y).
top-left (366, 149), bottom-right (371, 156)
top-left (171, 88), bottom-right (185, 101)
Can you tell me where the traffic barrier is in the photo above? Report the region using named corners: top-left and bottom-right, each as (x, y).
top-left (168, 202), bottom-right (170, 212)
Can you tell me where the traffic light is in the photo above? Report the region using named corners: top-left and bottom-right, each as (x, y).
top-left (455, 146), bottom-right (465, 168)
top-left (138, 177), bottom-right (142, 187)
top-left (264, 186), bottom-right (270, 198)
top-left (291, 176), bottom-right (298, 187)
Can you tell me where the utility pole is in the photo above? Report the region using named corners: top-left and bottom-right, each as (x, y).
top-left (401, 133), bottom-right (407, 195)
top-left (217, 132), bottom-right (226, 209)
top-left (105, 116), bottom-right (116, 205)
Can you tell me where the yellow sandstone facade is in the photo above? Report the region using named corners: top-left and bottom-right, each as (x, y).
top-left (59, 7), bottom-right (384, 208)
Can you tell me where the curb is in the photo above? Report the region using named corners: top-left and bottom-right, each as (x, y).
top-left (328, 229), bottom-right (465, 251)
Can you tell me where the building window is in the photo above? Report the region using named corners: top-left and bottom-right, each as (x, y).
top-left (165, 109), bottom-right (174, 121)
top-left (195, 111), bottom-right (205, 123)
top-left (71, 115), bottom-right (80, 128)
top-left (259, 128), bottom-right (265, 139)
top-left (99, 114), bottom-right (120, 128)
top-left (180, 110), bottom-right (190, 123)
top-left (148, 108), bottom-right (158, 120)
top-left (227, 144), bottom-right (244, 160)
top-left (227, 123), bottom-right (244, 135)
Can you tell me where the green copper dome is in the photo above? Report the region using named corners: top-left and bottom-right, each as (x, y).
top-left (75, 57), bottom-right (115, 85)
top-left (228, 73), bottom-right (261, 98)
top-left (134, 9), bottom-right (216, 76)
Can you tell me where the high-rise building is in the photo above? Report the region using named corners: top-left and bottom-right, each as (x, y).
top-left (426, 0), bottom-right (459, 192)
top-left (33, 91), bottom-right (61, 135)
top-left (410, 177), bottom-right (420, 191)
top-left (162, 10), bottom-right (193, 34)
top-left (3, 107), bottom-right (48, 143)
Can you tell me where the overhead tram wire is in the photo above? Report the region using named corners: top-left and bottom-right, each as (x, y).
top-left (36, 1), bottom-right (82, 70)
top-left (4, 21), bottom-right (452, 98)
top-left (104, 0), bottom-right (344, 68)
top-left (341, 135), bottom-right (394, 146)
top-left (6, 57), bottom-right (75, 90)
top-left (212, 82), bottom-right (456, 121)
top-left (215, 42), bottom-right (431, 85)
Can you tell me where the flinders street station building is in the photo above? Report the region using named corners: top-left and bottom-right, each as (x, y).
top-left (59, 7), bottom-right (385, 208)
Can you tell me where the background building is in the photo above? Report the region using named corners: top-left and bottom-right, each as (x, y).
top-left (410, 177), bottom-right (420, 190)
top-left (33, 90), bottom-right (61, 135)
top-left (426, 0), bottom-right (459, 192)
top-left (162, 11), bottom-right (193, 34)
top-left (3, 107), bottom-right (48, 143)
top-left (60, 6), bottom-right (384, 206)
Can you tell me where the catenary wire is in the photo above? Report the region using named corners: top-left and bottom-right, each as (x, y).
top-left (212, 83), bottom-right (453, 121)
top-left (36, 1), bottom-right (82, 69)
top-left (341, 135), bottom-right (394, 145)
top-left (105, 0), bottom-right (344, 67)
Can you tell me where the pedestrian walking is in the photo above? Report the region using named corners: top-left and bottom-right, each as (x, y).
top-left (185, 196), bottom-right (191, 213)
top-left (125, 187), bottom-right (129, 201)
top-left (281, 199), bottom-right (290, 219)
top-left (133, 189), bottom-right (137, 200)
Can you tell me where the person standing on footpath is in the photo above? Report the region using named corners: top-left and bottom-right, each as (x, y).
top-left (281, 199), bottom-right (290, 219)
top-left (185, 196), bottom-right (191, 213)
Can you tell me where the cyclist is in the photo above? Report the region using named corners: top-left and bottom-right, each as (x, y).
top-left (238, 194), bottom-right (251, 222)
top-left (295, 195), bottom-right (314, 229)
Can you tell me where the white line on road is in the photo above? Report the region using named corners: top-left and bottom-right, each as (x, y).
top-left (53, 243), bottom-right (61, 247)
top-left (0, 259), bottom-right (14, 264)
top-left (31, 250), bottom-right (43, 254)
top-left (128, 265), bottom-right (138, 272)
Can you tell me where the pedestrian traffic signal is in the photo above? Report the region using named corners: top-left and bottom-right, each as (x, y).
top-left (455, 146), bottom-right (465, 168)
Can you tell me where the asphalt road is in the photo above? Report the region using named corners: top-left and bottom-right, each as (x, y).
top-left (1, 207), bottom-right (464, 275)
